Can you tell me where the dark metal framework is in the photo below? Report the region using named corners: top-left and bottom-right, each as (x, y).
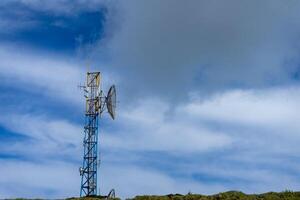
top-left (80, 72), bottom-right (101, 196)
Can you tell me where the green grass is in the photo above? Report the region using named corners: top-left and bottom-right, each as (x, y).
top-left (129, 191), bottom-right (300, 200)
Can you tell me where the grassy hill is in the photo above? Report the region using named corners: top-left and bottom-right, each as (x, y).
top-left (11, 191), bottom-right (300, 200)
top-left (129, 191), bottom-right (300, 200)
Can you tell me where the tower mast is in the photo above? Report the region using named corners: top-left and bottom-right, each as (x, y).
top-left (80, 72), bottom-right (101, 196)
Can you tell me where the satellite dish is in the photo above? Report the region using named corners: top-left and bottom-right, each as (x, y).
top-left (106, 85), bottom-right (116, 120)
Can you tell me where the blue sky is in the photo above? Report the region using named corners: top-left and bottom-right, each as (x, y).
top-left (1, 0), bottom-right (300, 199)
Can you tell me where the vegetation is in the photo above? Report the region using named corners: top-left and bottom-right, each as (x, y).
top-left (129, 191), bottom-right (300, 200)
top-left (7, 191), bottom-right (300, 200)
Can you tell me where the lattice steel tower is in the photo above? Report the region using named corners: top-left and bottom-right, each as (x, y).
top-left (79, 72), bottom-right (116, 197)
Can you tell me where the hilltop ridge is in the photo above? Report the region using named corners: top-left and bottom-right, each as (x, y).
top-left (64, 191), bottom-right (300, 200)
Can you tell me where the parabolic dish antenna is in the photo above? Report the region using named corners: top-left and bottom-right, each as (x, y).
top-left (106, 85), bottom-right (116, 120)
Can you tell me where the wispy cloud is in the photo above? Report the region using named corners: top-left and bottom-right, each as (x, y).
top-left (184, 87), bottom-right (300, 134)
top-left (0, 44), bottom-right (85, 106)
top-left (102, 98), bottom-right (232, 153)
top-left (0, 113), bottom-right (82, 160)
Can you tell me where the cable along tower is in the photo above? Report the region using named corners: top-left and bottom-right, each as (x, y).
top-left (79, 72), bottom-right (116, 197)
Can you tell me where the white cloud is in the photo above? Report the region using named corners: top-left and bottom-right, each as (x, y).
top-left (102, 98), bottom-right (232, 153)
top-left (0, 44), bottom-right (85, 106)
top-left (0, 44), bottom-right (119, 108)
top-left (0, 113), bottom-right (82, 159)
top-left (183, 87), bottom-right (300, 134)
top-left (100, 85), bottom-right (300, 160)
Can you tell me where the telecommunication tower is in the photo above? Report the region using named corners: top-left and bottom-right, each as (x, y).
top-left (79, 72), bottom-right (116, 197)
